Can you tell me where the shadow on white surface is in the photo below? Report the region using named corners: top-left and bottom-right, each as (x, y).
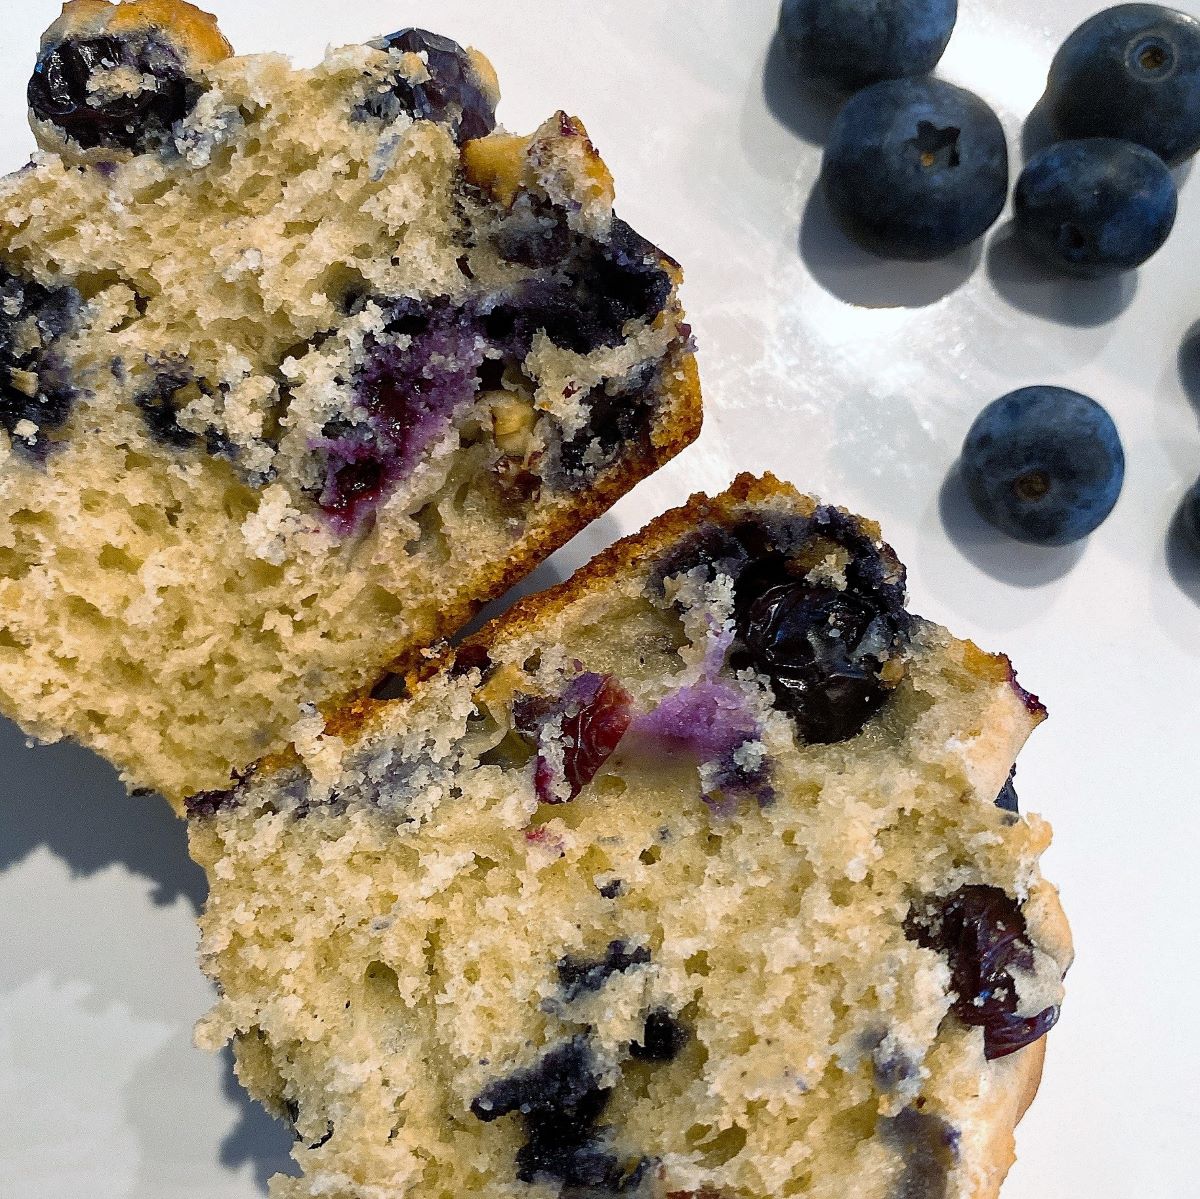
top-left (760, 32), bottom-right (842, 148)
top-left (799, 186), bottom-right (981, 310)
top-left (1178, 320), bottom-right (1200, 423)
top-left (216, 1046), bottom-right (298, 1192)
top-left (937, 465), bottom-right (1085, 587)
top-left (0, 718), bottom-right (205, 910)
top-left (984, 223), bottom-right (1137, 328)
top-left (1166, 504), bottom-right (1200, 606)
top-left (0, 718), bottom-right (297, 1194)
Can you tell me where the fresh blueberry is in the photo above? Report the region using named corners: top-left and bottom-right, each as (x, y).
top-left (779, 0), bottom-right (958, 92)
top-left (962, 386), bottom-right (1125, 546)
top-left (906, 885), bottom-right (1060, 1060)
top-left (1045, 4), bottom-right (1200, 167)
top-left (1015, 138), bottom-right (1177, 277)
top-left (822, 78), bottom-right (1008, 259)
top-left (363, 28), bottom-right (496, 144)
top-left (27, 33), bottom-right (200, 154)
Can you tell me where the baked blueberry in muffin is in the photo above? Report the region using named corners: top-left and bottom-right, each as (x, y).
top-left (189, 475), bottom-right (1070, 1199)
top-left (0, 0), bottom-right (701, 805)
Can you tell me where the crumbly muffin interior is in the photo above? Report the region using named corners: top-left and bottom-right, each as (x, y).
top-left (0, 3), bottom-right (698, 803)
top-left (190, 482), bottom-right (1070, 1199)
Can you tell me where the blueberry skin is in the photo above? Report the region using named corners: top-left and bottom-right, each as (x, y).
top-left (1046, 4), bottom-right (1200, 167)
top-left (822, 78), bottom-right (1008, 260)
top-left (1015, 139), bottom-right (1177, 277)
top-left (962, 387), bottom-right (1125, 546)
top-left (779, 0), bottom-right (957, 92)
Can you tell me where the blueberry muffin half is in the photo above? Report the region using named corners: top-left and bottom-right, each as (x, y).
top-left (189, 474), bottom-right (1071, 1199)
top-left (0, 0), bottom-right (700, 804)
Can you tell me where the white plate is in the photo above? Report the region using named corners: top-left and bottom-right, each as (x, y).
top-left (2, 2), bottom-right (1197, 1196)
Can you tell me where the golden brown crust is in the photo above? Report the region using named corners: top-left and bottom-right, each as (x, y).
top-left (318, 350), bottom-right (703, 744)
top-left (324, 464), bottom-right (797, 742)
top-left (45, 0), bottom-right (233, 63)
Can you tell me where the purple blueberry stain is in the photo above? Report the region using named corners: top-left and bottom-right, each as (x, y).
top-left (629, 620), bottom-right (772, 810)
top-left (878, 1106), bottom-right (959, 1199)
top-left (557, 940), bottom-right (650, 1003)
top-left (316, 298), bottom-right (486, 533)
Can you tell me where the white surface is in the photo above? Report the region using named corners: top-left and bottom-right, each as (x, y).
top-left (1, 1), bottom-right (1197, 1196)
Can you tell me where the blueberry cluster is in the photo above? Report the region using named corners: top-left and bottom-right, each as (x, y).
top-left (782, 2), bottom-right (1199, 271)
top-left (470, 1038), bottom-right (651, 1191)
top-left (777, 5), bottom-right (1200, 548)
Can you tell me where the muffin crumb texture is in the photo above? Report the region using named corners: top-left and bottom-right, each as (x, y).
top-left (190, 476), bottom-right (1071, 1199)
top-left (1, 0), bottom-right (699, 803)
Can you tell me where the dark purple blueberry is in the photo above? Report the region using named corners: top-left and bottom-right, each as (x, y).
top-left (598, 879), bottom-right (624, 899)
top-left (555, 368), bottom-right (659, 487)
top-left (557, 941), bottom-right (650, 1002)
top-left (471, 1038), bottom-right (640, 1190)
top-left (514, 673), bottom-right (633, 803)
top-left (878, 1107), bottom-right (959, 1199)
top-left (905, 885), bottom-right (1060, 1060)
top-left (995, 768), bottom-right (1020, 814)
top-left (823, 77), bottom-right (1008, 259)
top-left (1046, 4), bottom-right (1200, 167)
top-left (484, 219), bottom-right (674, 357)
top-left (648, 522), bottom-right (752, 597)
top-left (780, 0), bottom-right (958, 93)
top-left (317, 298), bottom-right (486, 531)
top-left (0, 266), bottom-right (82, 460)
top-left (962, 386), bottom-right (1125, 546)
top-left (734, 580), bottom-right (908, 744)
top-left (1014, 138), bottom-right (1177, 277)
top-left (630, 1010), bottom-right (689, 1062)
top-left (27, 33), bottom-right (201, 154)
top-left (362, 28), bottom-right (496, 144)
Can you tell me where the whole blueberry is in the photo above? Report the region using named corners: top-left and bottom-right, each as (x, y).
top-left (962, 387), bottom-right (1125, 546)
top-left (823, 78), bottom-right (1008, 260)
top-left (1015, 138), bottom-right (1177, 277)
top-left (779, 0), bottom-right (958, 92)
top-left (1046, 4), bottom-right (1200, 167)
